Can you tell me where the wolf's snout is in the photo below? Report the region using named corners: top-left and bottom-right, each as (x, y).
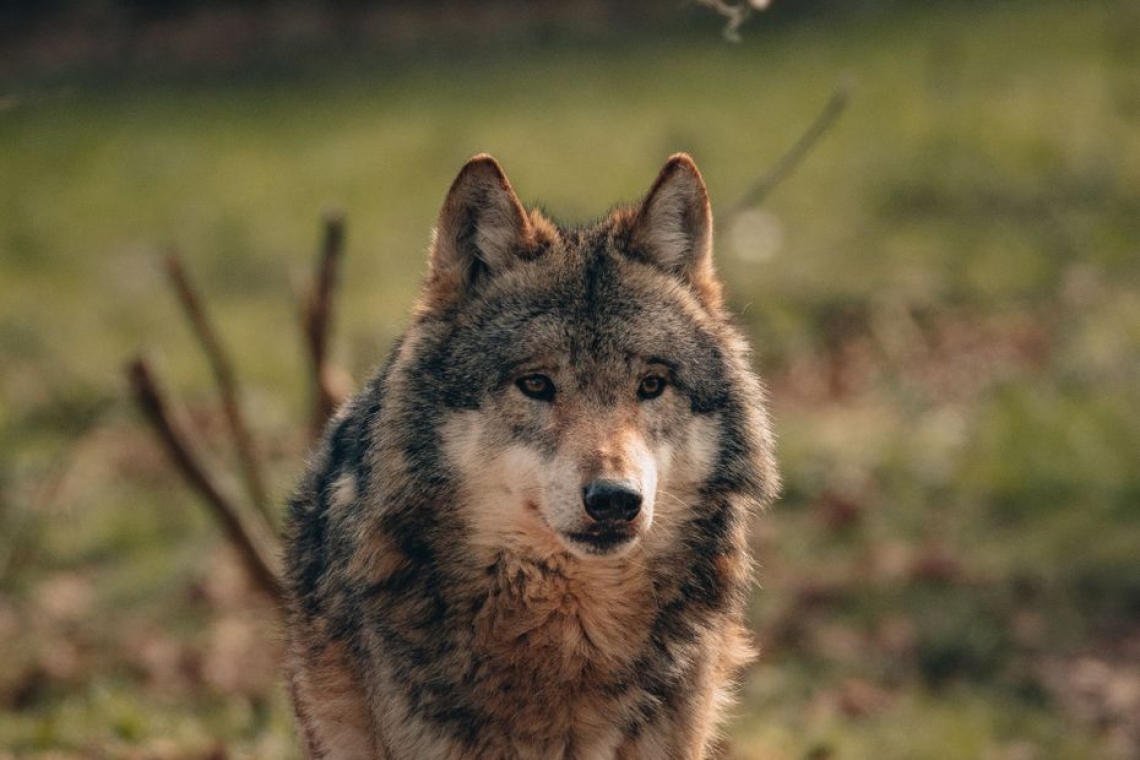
top-left (582, 480), bottom-right (642, 523)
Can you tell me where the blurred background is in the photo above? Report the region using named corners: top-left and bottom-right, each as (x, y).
top-left (2, 0), bottom-right (1140, 757)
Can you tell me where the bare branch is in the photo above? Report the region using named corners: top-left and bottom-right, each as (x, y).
top-left (127, 356), bottom-right (283, 603)
top-left (697, 0), bottom-right (771, 42)
top-left (165, 252), bottom-right (273, 527)
top-left (722, 76), bottom-right (853, 220)
top-left (303, 210), bottom-right (349, 439)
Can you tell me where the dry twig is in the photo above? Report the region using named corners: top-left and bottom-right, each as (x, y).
top-left (303, 210), bottom-right (349, 438)
top-left (127, 356), bottom-right (283, 603)
top-left (165, 252), bottom-right (272, 526)
top-left (129, 215), bottom-right (356, 602)
top-left (697, 0), bottom-right (771, 43)
top-left (722, 76), bottom-right (853, 221)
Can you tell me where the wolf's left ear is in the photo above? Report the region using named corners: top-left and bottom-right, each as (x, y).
top-left (423, 154), bottom-right (535, 311)
top-left (629, 154), bottom-right (723, 310)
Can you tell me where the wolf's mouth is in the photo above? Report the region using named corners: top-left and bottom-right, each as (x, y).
top-left (566, 522), bottom-right (638, 554)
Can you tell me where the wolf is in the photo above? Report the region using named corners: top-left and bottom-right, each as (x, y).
top-left (284, 153), bottom-right (779, 759)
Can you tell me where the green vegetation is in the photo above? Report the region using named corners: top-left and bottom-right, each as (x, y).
top-left (2, 0), bottom-right (1139, 756)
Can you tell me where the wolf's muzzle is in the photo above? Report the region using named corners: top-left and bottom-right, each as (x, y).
top-left (582, 480), bottom-right (642, 523)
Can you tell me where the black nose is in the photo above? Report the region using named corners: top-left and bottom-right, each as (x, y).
top-left (582, 480), bottom-right (642, 523)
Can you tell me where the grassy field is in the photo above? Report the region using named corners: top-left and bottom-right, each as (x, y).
top-left (2, 0), bottom-right (1140, 756)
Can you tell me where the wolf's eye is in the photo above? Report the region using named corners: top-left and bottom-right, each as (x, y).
top-left (516, 374), bottom-right (555, 402)
top-left (638, 374), bottom-right (668, 400)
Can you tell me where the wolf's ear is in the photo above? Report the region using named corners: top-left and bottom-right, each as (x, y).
top-left (423, 154), bottom-right (534, 311)
top-left (629, 154), bottom-right (722, 310)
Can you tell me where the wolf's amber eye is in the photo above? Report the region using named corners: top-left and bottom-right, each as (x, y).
top-left (516, 374), bottom-right (555, 402)
top-left (638, 374), bottom-right (668, 400)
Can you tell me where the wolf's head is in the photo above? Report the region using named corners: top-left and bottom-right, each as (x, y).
top-left (400, 154), bottom-right (775, 562)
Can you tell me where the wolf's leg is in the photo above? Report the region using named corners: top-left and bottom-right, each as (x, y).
top-left (287, 633), bottom-right (379, 759)
top-left (614, 693), bottom-right (719, 760)
top-left (617, 623), bottom-right (751, 760)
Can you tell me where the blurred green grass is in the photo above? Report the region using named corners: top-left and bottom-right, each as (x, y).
top-left (2, 0), bottom-right (1140, 757)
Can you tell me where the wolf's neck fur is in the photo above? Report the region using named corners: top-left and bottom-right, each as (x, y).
top-left (474, 549), bottom-right (654, 673)
top-left (458, 548), bottom-right (657, 749)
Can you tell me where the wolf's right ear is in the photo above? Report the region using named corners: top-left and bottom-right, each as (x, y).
top-left (629, 154), bottom-right (723, 310)
top-left (422, 154), bottom-right (534, 311)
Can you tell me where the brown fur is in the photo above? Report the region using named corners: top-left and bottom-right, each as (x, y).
top-left (287, 624), bottom-right (377, 758)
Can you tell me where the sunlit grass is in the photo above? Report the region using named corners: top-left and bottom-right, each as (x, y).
top-left (2, 0), bottom-right (1140, 756)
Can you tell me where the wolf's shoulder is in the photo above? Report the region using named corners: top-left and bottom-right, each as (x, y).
top-left (283, 374), bottom-right (389, 603)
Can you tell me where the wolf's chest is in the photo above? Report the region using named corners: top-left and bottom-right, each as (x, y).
top-left (462, 552), bottom-right (657, 736)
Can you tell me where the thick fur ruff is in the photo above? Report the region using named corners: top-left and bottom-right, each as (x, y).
top-left (285, 154), bottom-right (779, 759)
